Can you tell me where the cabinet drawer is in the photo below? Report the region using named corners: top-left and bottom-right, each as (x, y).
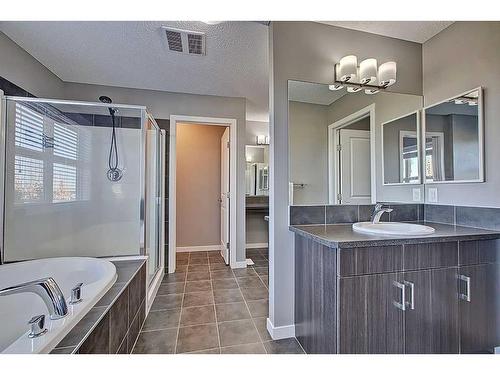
top-left (459, 239), bottom-right (500, 266)
top-left (403, 242), bottom-right (458, 270)
top-left (339, 245), bottom-right (403, 276)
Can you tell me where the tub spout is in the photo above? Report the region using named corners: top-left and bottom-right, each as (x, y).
top-left (0, 277), bottom-right (68, 319)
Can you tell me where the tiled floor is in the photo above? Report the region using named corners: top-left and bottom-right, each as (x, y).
top-left (132, 248), bottom-right (305, 354)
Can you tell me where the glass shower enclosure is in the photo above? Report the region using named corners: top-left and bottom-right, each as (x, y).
top-left (0, 95), bottom-right (163, 285)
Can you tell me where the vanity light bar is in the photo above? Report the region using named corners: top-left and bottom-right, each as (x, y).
top-left (330, 56), bottom-right (397, 94)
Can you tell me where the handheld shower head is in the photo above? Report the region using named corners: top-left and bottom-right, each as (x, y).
top-left (99, 95), bottom-right (122, 182)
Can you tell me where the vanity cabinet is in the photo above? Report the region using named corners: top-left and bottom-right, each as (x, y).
top-left (457, 240), bottom-right (500, 353)
top-left (294, 234), bottom-right (500, 354)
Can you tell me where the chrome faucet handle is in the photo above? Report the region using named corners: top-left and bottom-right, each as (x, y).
top-left (70, 283), bottom-right (83, 305)
top-left (28, 315), bottom-right (48, 338)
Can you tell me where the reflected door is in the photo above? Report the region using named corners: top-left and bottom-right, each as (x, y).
top-left (338, 129), bottom-right (371, 205)
top-left (220, 127), bottom-right (230, 264)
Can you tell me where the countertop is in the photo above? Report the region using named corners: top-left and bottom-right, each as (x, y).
top-left (290, 221), bottom-right (500, 248)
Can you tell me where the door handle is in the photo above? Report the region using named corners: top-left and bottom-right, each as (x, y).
top-left (458, 274), bottom-right (471, 302)
top-left (393, 281), bottom-right (406, 311)
top-left (403, 281), bottom-right (415, 310)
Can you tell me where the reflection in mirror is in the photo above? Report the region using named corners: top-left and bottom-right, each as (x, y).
top-left (382, 111), bottom-right (420, 185)
top-left (245, 145), bottom-right (269, 196)
top-left (288, 80), bottom-right (423, 206)
top-left (424, 88), bottom-right (483, 183)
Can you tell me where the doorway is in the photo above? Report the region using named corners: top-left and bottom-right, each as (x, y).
top-left (169, 115), bottom-right (237, 273)
top-left (328, 104), bottom-right (376, 205)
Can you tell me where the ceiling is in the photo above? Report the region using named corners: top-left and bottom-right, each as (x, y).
top-left (0, 21), bottom-right (270, 122)
top-left (0, 21), bottom-right (453, 123)
top-left (319, 21), bottom-right (454, 43)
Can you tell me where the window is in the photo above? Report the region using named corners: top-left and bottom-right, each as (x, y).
top-left (14, 103), bottom-right (86, 204)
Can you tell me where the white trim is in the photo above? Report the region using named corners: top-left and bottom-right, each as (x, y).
top-left (233, 260), bottom-right (248, 269)
top-left (266, 318), bottom-right (295, 340)
top-left (422, 86), bottom-right (484, 184)
top-left (147, 264), bottom-right (164, 315)
top-left (327, 104), bottom-right (376, 205)
top-left (245, 242), bottom-right (269, 249)
top-left (176, 245), bottom-right (223, 253)
top-left (169, 115), bottom-right (238, 272)
top-left (104, 255), bottom-right (148, 262)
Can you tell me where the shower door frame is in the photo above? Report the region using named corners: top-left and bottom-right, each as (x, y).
top-left (0, 93), bottom-right (154, 265)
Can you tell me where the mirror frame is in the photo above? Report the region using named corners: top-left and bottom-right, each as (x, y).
top-left (381, 110), bottom-right (422, 186)
top-left (422, 86), bottom-right (484, 184)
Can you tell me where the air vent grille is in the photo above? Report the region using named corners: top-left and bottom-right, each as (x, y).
top-left (187, 34), bottom-right (204, 55)
top-left (162, 27), bottom-right (205, 56)
top-left (165, 30), bottom-right (183, 52)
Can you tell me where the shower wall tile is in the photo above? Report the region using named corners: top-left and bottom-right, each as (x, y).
top-left (290, 206), bottom-right (325, 225)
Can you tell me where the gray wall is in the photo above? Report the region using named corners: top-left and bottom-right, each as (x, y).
top-left (289, 101), bottom-right (328, 204)
top-left (0, 32), bottom-right (248, 263)
top-left (383, 113), bottom-right (418, 184)
top-left (269, 21), bottom-right (423, 332)
top-left (246, 120), bottom-right (269, 145)
top-left (0, 32), bottom-right (63, 97)
top-left (423, 21), bottom-right (500, 207)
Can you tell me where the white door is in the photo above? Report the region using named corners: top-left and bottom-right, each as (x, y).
top-left (220, 127), bottom-right (230, 264)
top-left (338, 129), bottom-right (371, 204)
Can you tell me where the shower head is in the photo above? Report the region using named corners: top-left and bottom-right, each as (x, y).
top-left (99, 95), bottom-right (113, 104)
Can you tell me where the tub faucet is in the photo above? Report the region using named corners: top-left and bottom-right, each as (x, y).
top-left (0, 277), bottom-right (68, 320)
top-left (371, 203), bottom-right (393, 224)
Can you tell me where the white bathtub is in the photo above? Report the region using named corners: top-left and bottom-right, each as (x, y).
top-left (0, 257), bottom-right (117, 354)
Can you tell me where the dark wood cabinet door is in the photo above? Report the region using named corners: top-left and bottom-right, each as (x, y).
top-left (339, 273), bottom-right (404, 354)
top-left (403, 268), bottom-right (459, 353)
top-left (459, 263), bottom-right (500, 353)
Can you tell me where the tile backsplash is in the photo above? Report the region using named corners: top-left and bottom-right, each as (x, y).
top-left (290, 203), bottom-right (423, 225)
top-left (290, 203), bottom-right (500, 232)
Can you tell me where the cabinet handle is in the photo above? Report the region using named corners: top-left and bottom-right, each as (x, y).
top-left (403, 281), bottom-right (415, 310)
top-left (458, 274), bottom-right (471, 302)
top-left (393, 281), bottom-right (406, 311)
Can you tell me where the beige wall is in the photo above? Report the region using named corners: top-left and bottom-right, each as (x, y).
top-left (423, 21), bottom-right (500, 208)
top-left (176, 123), bottom-right (227, 248)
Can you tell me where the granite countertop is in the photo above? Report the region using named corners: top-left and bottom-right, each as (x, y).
top-left (290, 221), bottom-right (500, 248)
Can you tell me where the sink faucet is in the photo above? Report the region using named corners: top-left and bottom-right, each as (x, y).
top-left (371, 203), bottom-right (393, 224)
top-left (0, 277), bottom-right (68, 320)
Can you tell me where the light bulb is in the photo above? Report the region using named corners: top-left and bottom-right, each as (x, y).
top-left (360, 58), bottom-right (378, 84)
top-left (339, 55), bottom-right (357, 82)
top-left (378, 61), bottom-right (397, 87)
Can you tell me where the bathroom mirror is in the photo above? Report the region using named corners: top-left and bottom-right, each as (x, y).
top-left (288, 80), bottom-right (423, 205)
top-left (245, 145), bottom-right (269, 196)
top-left (382, 111), bottom-right (421, 185)
top-left (423, 87), bottom-right (483, 183)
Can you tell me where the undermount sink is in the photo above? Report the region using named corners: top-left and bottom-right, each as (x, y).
top-left (352, 222), bottom-right (435, 237)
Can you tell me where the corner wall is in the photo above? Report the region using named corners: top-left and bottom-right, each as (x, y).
top-left (269, 21), bottom-right (423, 333)
top-left (422, 21), bottom-right (500, 208)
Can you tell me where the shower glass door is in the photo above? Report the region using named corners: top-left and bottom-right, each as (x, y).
top-left (145, 114), bottom-right (162, 284)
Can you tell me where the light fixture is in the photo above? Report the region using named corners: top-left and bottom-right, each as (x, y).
top-left (332, 55), bottom-right (397, 95)
top-left (329, 65), bottom-right (344, 91)
top-left (339, 55), bottom-right (357, 82)
top-left (378, 61), bottom-right (397, 87)
top-left (359, 58), bottom-right (377, 84)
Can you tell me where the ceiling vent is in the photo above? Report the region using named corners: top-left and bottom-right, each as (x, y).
top-left (162, 26), bottom-right (206, 56)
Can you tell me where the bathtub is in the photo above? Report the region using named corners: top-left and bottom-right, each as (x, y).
top-left (0, 257), bottom-right (117, 354)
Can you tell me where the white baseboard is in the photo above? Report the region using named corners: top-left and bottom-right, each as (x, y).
top-left (266, 318), bottom-right (295, 340)
top-left (232, 260), bottom-right (248, 269)
top-left (176, 245), bottom-right (222, 253)
top-left (245, 242), bottom-right (269, 249)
